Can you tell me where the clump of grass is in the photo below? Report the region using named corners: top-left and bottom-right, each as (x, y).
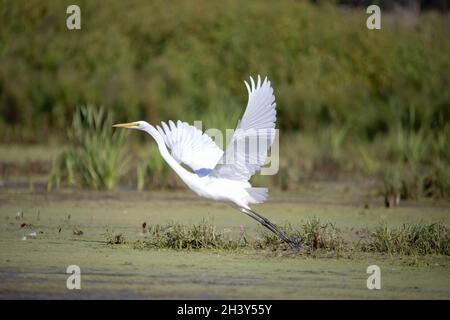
top-left (134, 220), bottom-right (245, 250)
top-left (48, 105), bottom-right (128, 190)
top-left (110, 219), bottom-right (449, 257)
top-left (362, 222), bottom-right (450, 256)
top-left (255, 218), bottom-right (345, 254)
top-left (106, 232), bottom-right (127, 245)
top-left (301, 218), bottom-right (345, 252)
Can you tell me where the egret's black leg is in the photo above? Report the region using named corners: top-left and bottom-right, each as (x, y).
top-left (239, 207), bottom-right (301, 250)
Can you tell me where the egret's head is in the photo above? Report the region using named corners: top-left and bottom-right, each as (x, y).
top-left (113, 120), bottom-right (162, 143)
top-left (112, 120), bottom-right (150, 130)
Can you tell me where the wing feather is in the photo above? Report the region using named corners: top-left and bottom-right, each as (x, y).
top-left (158, 121), bottom-right (223, 173)
top-left (211, 75), bottom-right (277, 180)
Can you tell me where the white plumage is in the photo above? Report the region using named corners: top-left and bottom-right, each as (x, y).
top-left (153, 76), bottom-right (276, 183)
top-left (113, 75), bottom-right (299, 248)
top-left (156, 120), bottom-right (223, 172)
top-left (212, 75), bottom-right (276, 181)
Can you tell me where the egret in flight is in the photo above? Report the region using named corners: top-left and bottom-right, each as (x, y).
top-left (113, 76), bottom-right (299, 248)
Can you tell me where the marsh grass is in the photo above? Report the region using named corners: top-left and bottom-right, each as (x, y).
top-left (105, 228), bottom-right (128, 245)
top-left (378, 126), bottom-right (450, 201)
top-left (136, 144), bottom-right (176, 190)
top-left (48, 106), bottom-right (129, 190)
top-left (133, 219), bottom-right (246, 250)
top-left (120, 218), bottom-right (449, 257)
top-left (254, 218), bottom-right (346, 256)
top-left (362, 222), bottom-right (450, 256)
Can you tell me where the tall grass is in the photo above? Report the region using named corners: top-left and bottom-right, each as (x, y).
top-left (379, 125), bottom-right (450, 201)
top-left (48, 105), bottom-right (128, 190)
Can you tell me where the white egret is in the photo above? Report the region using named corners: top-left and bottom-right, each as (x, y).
top-left (113, 75), bottom-right (299, 248)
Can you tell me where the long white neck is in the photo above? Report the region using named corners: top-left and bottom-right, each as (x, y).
top-left (141, 124), bottom-right (194, 184)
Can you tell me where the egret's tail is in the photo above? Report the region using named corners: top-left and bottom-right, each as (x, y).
top-left (246, 187), bottom-right (268, 204)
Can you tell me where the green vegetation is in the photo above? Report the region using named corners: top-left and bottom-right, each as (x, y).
top-left (44, 103), bottom-right (450, 199)
top-left (0, 1), bottom-right (449, 199)
top-left (1, 1), bottom-right (449, 138)
top-left (363, 222), bottom-right (450, 256)
top-left (48, 105), bottom-right (128, 190)
top-left (136, 144), bottom-right (178, 191)
top-left (133, 219), bottom-right (247, 250)
top-left (253, 218), bottom-right (345, 254)
top-left (127, 218), bottom-right (449, 257)
top-left (0, 190), bottom-right (449, 299)
top-left (106, 231), bottom-right (127, 245)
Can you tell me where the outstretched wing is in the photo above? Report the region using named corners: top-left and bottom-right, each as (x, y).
top-left (211, 75), bottom-right (277, 181)
top-left (156, 120), bottom-right (223, 175)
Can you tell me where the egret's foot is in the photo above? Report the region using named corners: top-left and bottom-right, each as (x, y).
top-left (287, 238), bottom-right (303, 251)
top-left (239, 207), bottom-right (303, 251)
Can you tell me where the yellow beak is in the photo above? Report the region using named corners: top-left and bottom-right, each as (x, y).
top-left (112, 122), bottom-right (138, 128)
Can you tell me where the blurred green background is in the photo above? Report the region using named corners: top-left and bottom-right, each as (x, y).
top-left (0, 0), bottom-right (449, 200)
